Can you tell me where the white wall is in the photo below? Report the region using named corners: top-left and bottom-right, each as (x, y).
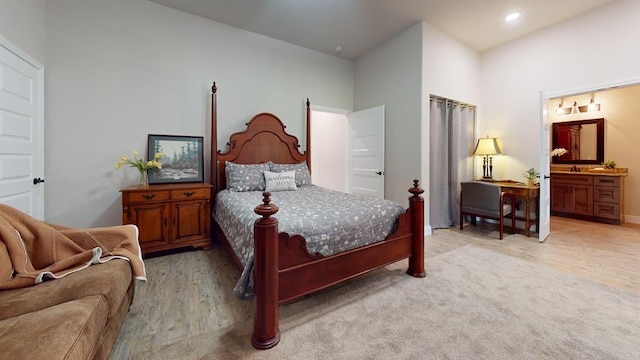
top-left (310, 111), bottom-right (348, 192)
top-left (480, 0), bottom-right (640, 186)
top-left (355, 21), bottom-right (481, 232)
top-left (0, 0), bottom-right (46, 63)
top-left (422, 23), bottom-right (481, 106)
top-left (421, 22), bottom-right (481, 225)
top-left (354, 22), bottom-right (423, 212)
top-left (45, 0), bottom-right (354, 227)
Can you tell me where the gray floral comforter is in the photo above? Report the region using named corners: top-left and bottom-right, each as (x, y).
top-left (213, 185), bottom-right (405, 299)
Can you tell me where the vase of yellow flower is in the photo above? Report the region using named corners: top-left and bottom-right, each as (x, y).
top-left (115, 150), bottom-right (163, 188)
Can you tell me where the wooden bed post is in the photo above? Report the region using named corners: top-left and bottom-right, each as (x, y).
top-left (407, 180), bottom-right (426, 278)
top-left (252, 192), bottom-right (280, 349)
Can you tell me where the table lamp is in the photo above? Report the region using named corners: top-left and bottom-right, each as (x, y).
top-left (473, 136), bottom-right (503, 181)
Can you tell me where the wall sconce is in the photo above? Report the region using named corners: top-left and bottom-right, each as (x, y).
top-left (587, 95), bottom-right (599, 112)
top-left (555, 94), bottom-right (600, 115)
top-left (556, 100), bottom-right (565, 115)
top-left (473, 136), bottom-right (504, 181)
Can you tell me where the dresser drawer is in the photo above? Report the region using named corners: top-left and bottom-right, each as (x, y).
top-left (593, 202), bottom-right (620, 220)
top-left (171, 187), bottom-right (210, 200)
top-left (127, 190), bottom-right (170, 203)
top-left (550, 174), bottom-right (592, 185)
top-left (593, 186), bottom-right (620, 203)
top-left (593, 176), bottom-right (620, 187)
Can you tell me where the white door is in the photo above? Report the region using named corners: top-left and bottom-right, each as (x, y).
top-left (0, 38), bottom-right (44, 219)
top-left (538, 92), bottom-right (551, 242)
top-left (347, 106), bottom-right (385, 199)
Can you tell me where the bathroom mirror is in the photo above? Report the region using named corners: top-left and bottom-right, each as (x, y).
top-left (551, 118), bottom-right (604, 164)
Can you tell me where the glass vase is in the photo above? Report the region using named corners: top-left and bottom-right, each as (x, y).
top-left (137, 170), bottom-right (149, 188)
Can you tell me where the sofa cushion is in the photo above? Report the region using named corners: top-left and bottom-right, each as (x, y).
top-left (0, 259), bottom-right (131, 321)
top-left (0, 295), bottom-right (108, 360)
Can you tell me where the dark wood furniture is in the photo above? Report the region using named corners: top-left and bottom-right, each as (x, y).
top-left (460, 181), bottom-right (516, 240)
top-left (209, 82), bottom-right (425, 349)
top-left (495, 181), bottom-right (540, 237)
top-left (551, 172), bottom-right (626, 224)
top-left (121, 183), bottom-right (212, 255)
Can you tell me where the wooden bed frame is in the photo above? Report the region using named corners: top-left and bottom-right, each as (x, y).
top-left (209, 82), bottom-right (425, 349)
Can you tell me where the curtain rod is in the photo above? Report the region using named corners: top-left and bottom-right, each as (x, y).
top-left (430, 96), bottom-right (476, 109)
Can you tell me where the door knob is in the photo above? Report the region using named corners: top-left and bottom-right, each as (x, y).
top-left (543, 175), bottom-right (550, 179)
top-left (33, 178), bottom-right (45, 185)
top-left (375, 171), bottom-right (383, 175)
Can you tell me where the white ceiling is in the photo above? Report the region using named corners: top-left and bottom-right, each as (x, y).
top-left (149, 0), bottom-right (617, 60)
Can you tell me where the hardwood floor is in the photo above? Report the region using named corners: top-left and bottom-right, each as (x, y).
top-left (421, 216), bottom-right (640, 295)
top-left (109, 216), bottom-right (640, 359)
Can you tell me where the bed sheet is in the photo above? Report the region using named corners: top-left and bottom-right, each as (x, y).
top-left (213, 185), bottom-right (405, 299)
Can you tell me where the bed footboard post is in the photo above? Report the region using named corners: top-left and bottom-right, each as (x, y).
top-left (252, 192), bottom-right (281, 349)
top-left (407, 180), bottom-right (426, 278)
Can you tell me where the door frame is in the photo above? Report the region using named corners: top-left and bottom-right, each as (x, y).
top-left (540, 76), bottom-right (640, 237)
top-left (0, 35), bottom-right (45, 219)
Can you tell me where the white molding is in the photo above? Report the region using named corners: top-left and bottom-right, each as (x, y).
top-left (310, 104), bottom-right (350, 115)
top-left (544, 77), bottom-right (640, 99)
top-left (624, 214), bottom-right (640, 225)
top-left (424, 225), bottom-right (433, 236)
top-left (0, 34), bottom-right (43, 69)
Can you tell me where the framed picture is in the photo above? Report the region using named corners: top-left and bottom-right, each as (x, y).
top-left (147, 134), bottom-right (204, 184)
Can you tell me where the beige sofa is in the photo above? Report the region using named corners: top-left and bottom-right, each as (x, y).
top-left (0, 259), bottom-right (134, 360)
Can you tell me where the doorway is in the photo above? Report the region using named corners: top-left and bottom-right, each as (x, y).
top-left (541, 79), bottom-right (640, 240)
top-left (310, 106), bottom-right (386, 198)
top-left (310, 108), bottom-right (348, 192)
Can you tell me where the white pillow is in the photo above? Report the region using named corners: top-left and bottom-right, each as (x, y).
top-left (264, 170), bottom-right (297, 192)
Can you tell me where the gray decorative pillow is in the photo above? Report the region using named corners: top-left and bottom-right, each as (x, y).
top-left (226, 161), bottom-right (271, 192)
top-left (264, 170), bottom-right (297, 192)
top-left (270, 161), bottom-right (312, 187)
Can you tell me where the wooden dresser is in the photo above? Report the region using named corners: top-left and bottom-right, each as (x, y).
top-left (550, 172), bottom-right (626, 224)
top-left (121, 183), bottom-right (212, 255)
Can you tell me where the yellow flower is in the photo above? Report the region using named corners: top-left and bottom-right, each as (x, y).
top-left (114, 150), bottom-right (163, 174)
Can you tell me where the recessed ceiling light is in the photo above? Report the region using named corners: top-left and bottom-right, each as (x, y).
top-left (505, 12), bottom-right (521, 22)
top-left (334, 46), bottom-right (342, 53)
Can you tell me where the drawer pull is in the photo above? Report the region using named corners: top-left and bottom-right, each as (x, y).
top-left (143, 194), bottom-right (155, 200)
top-left (184, 191), bottom-right (195, 197)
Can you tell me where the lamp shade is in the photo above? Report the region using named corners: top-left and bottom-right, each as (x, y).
top-left (473, 137), bottom-right (503, 156)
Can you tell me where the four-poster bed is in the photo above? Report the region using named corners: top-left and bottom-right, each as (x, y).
top-left (209, 82), bottom-right (426, 349)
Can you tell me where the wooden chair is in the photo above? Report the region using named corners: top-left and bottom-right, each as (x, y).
top-left (459, 181), bottom-right (516, 240)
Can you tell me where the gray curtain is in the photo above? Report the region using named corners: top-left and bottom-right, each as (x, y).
top-left (429, 96), bottom-right (476, 229)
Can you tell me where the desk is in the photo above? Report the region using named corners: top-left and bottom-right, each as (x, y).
top-left (494, 181), bottom-right (540, 237)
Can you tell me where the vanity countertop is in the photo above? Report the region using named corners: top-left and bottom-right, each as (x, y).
top-left (550, 168), bottom-right (628, 177)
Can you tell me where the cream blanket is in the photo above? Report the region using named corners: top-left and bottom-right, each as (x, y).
top-left (0, 204), bottom-right (146, 290)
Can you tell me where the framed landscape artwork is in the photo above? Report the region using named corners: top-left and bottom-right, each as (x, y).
top-left (147, 134), bottom-right (204, 184)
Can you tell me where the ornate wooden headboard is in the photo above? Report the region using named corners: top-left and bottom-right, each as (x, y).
top-left (210, 82), bottom-right (311, 197)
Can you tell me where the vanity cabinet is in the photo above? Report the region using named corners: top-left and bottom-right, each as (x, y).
top-left (593, 176), bottom-right (624, 221)
top-left (121, 183), bottom-right (212, 255)
top-left (550, 173), bottom-right (625, 224)
top-left (550, 175), bottom-right (593, 215)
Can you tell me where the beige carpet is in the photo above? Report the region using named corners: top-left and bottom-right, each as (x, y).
top-left (132, 245), bottom-right (640, 360)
